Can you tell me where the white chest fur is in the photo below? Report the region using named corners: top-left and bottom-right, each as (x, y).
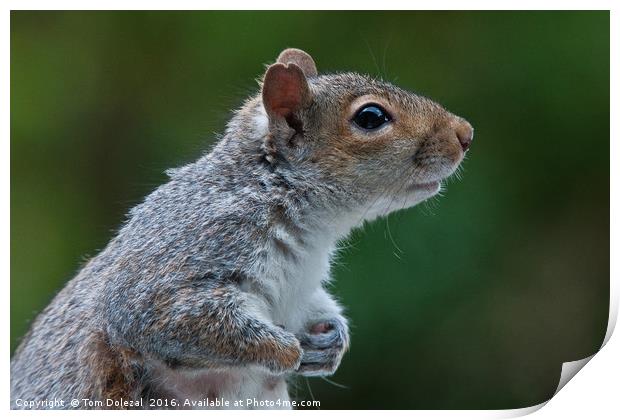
top-left (253, 225), bottom-right (337, 332)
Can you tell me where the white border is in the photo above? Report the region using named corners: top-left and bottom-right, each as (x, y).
top-left (3, 2), bottom-right (616, 419)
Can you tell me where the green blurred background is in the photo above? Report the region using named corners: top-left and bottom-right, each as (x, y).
top-left (11, 11), bottom-right (609, 409)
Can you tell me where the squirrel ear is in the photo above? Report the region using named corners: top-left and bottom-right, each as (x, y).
top-left (276, 48), bottom-right (318, 78)
top-left (262, 62), bottom-right (312, 122)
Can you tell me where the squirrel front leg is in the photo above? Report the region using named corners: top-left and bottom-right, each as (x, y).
top-left (295, 287), bottom-right (350, 377)
top-left (110, 277), bottom-right (302, 374)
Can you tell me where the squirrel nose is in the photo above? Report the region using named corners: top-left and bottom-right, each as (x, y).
top-left (455, 121), bottom-right (474, 152)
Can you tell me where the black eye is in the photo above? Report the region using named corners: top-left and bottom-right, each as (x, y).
top-left (353, 104), bottom-right (391, 130)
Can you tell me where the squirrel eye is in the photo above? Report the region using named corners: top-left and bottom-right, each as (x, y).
top-left (352, 104), bottom-right (391, 130)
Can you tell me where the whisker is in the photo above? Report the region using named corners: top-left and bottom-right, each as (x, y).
top-left (320, 376), bottom-right (349, 389)
top-left (305, 378), bottom-right (319, 409)
top-left (362, 35), bottom-right (383, 80)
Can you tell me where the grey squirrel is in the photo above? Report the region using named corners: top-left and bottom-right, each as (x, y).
top-left (10, 48), bottom-right (473, 409)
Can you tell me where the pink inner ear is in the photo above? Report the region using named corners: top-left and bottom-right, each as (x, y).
top-left (263, 64), bottom-right (305, 118)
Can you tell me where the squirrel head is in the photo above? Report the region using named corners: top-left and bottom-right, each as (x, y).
top-left (253, 48), bottom-right (473, 218)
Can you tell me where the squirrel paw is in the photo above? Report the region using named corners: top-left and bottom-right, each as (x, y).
top-left (261, 330), bottom-right (303, 374)
top-left (296, 317), bottom-right (349, 377)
